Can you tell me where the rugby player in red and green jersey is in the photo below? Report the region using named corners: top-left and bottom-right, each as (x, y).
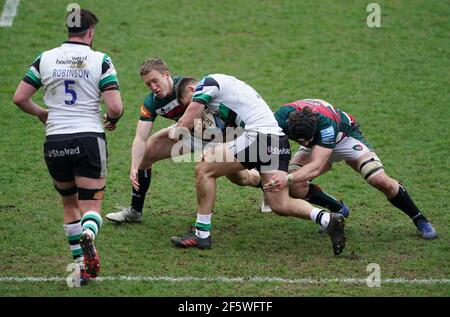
top-left (264, 99), bottom-right (437, 240)
top-left (106, 58), bottom-right (190, 223)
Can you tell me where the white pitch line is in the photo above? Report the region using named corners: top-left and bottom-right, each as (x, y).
top-left (0, 0), bottom-right (20, 27)
top-left (0, 276), bottom-right (449, 285)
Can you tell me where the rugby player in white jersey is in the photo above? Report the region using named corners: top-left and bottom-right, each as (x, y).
top-left (13, 8), bottom-right (123, 285)
top-left (169, 75), bottom-right (347, 255)
top-left (105, 64), bottom-right (261, 224)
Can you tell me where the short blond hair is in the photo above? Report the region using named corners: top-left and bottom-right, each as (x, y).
top-left (139, 57), bottom-right (169, 76)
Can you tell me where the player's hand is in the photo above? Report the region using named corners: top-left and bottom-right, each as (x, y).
top-left (263, 175), bottom-right (289, 192)
top-left (104, 113), bottom-right (117, 131)
top-left (130, 168), bottom-right (140, 191)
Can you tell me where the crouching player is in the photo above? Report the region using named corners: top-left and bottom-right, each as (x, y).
top-left (264, 99), bottom-right (437, 240)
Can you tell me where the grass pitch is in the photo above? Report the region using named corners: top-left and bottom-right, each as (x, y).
top-left (0, 0), bottom-right (449, 297)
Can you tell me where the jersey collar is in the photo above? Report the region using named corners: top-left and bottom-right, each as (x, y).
top-left (63, 41), bottom-right (91, 47)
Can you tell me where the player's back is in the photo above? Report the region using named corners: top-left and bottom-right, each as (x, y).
top-left (200, 74), bottom-right (283, 135)
top-left (37, 42), bottom-right (117, 135)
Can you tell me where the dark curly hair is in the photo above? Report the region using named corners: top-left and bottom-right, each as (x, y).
top-left (286, 107), bottom-right (318, 141)
top-left (67, 9), bottom-right (99, 35)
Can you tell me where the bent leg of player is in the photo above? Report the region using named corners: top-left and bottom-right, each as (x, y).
top-left (106, 127), bottom-right (189, 223)
top-left (171, 143), bottom-right (246, 249)
top-left (348, 151), bottom-right (437, 240)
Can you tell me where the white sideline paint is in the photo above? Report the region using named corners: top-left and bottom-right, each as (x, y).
top-left (0, 276), bottom-right (449, 285)
top-left (0, 0), bottom-right (20, 27)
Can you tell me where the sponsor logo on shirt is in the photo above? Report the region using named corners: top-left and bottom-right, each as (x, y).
top-left (56, 56), bottom-right (87, 65)
top-left (320, 127), bottom-right (335, 144)
top-left (352, 144), bottom-right (363, 151)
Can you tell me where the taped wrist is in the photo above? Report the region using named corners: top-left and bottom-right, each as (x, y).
top-left (287, 173), bottom-right (295, 185)
top-left (107, 110), bottom-right (123, 124)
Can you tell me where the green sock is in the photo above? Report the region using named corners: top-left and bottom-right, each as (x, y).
top-left (305, 184), bottom-right (343, 213)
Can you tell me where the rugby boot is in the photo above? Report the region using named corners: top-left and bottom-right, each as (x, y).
top-left (171, 232), bottom-right (212, 249)
top-left (80, 232), bottom-right (101, 278)
top-left (105, 206), bottom-right (143, 223)
top-left (327, 213), bottom-right (346, 255)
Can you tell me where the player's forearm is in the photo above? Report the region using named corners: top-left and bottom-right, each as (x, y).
top-left (103, 90), bottom-right (124, 119)
top-left (130, 138), bottom-right (147, 170)
top-left (13, 98), bottom-right (45, 118)
top-left (291, 163), bottom-right (321, 184)
top-left (176, 101), bottom-right (204, 130)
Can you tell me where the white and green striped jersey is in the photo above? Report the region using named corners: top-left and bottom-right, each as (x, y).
top-left (192, 74), bottom-right (283, 136)
top-left (23, 41), bottom-right (119, 135)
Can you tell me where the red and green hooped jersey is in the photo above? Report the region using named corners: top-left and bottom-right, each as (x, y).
top-left (274, 99), bottom-right (357, 149)
top-left (139, 76), bottom-right (186, 122)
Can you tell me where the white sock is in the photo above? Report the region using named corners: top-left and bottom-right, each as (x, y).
top-left (309, 208), bottom-right (322, 221)
top-left (319, 213), bottom-right (331, 227)
top-left (309, 208), bottom-right (331, 227)
top-left (195, 213), bottom-right (212, 238)
top-left (63, 221), bottom-right (83, 260)
top-left (195, 229), bottom-right (210, 239)
top-left (197, 213), bottom-right (212, 224)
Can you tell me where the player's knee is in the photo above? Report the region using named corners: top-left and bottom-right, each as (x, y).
top-left (195, 162), bottom-right (214, 179)
top-left (368, 174), bottom-right (397, 194)
top-left (367, 173), bottom-right (385, 188)
top-left (358, 153), bottom-right (384, 183)
top-left (78, 186), bottom-right (105, 200)
top-left (140, 150), bottom-right (158, 168)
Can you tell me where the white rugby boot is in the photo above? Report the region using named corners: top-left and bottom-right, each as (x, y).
top-left (105, 206), bottom-right (143, 223)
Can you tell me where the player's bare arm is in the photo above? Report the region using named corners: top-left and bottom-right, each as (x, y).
top-left (102, 90), bottom-right (124, 131)
top-left (130, 120), bottom-right (153, 190)
top-left (13, 81), bottom-right (48, 124)
top-left (177, 101), bottom-right (205, 130)
top-left (264, 145), bottom-right (332, 192)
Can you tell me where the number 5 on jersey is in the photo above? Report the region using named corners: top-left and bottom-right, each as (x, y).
top-left (64, 80), bottom-right (77, 105)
